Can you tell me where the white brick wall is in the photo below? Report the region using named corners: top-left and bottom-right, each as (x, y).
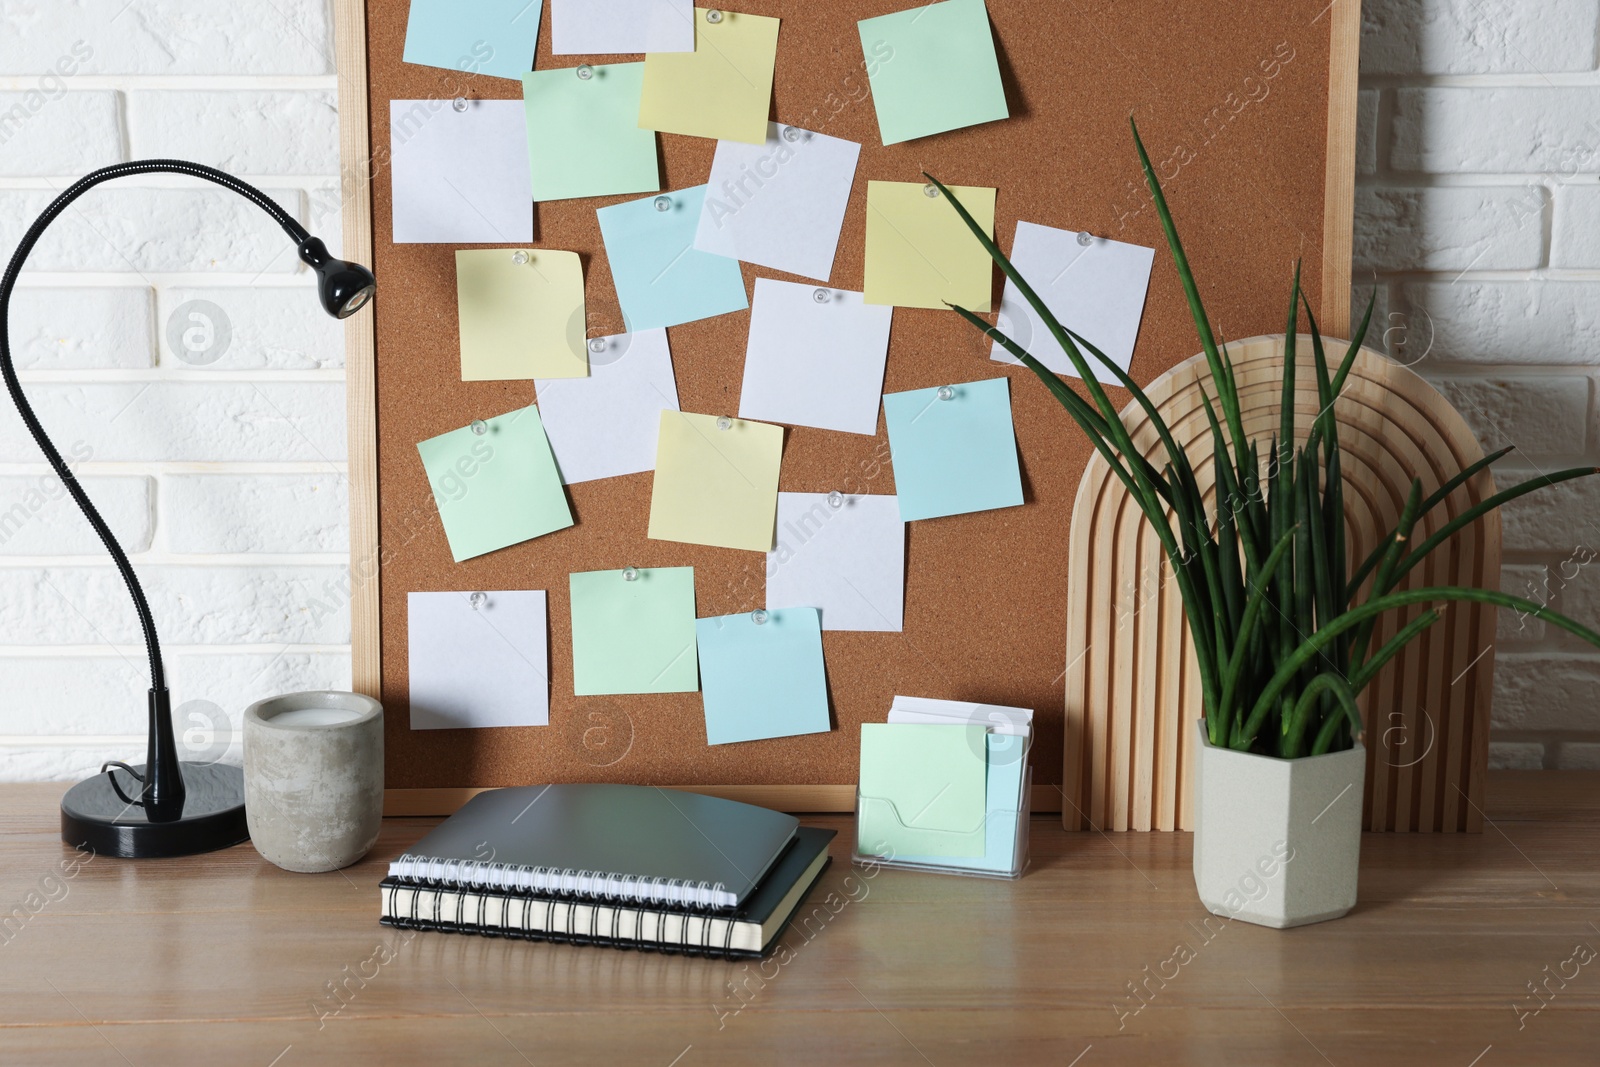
top-left (1362, 0), bottom-right (1600, 770)
top-left (0, 0), bottom-right (347, 780)
top-left (3, 2), bottom-right (1598, 779)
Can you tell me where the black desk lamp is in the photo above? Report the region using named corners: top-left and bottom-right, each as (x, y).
top-left (0, 160), bottom-right (375, 859)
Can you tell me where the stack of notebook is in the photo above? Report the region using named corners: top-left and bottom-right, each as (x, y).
top-left (380, 784), bottom-right (834, 958)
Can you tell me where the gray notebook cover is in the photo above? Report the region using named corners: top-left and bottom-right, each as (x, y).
top-left (390, 784), bottom-right (800, 908)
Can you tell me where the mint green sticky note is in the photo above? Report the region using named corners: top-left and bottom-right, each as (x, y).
top-left (859, 723), bottom-right (988, 857)
top-left (570, 567), bottom-right (698, 695)
top-left (882, 377), bottom-right (1023, 522)
top-left (857, 0), bottom-right (1010, 146)
top-left (417, 407), bottom-right (573, 562)
top-left (697, 608), bottom-right (830, 746)
top-left (522, 64), bottom-right (660, 202)
top-left (894, 733), bottom-right (1026, 871)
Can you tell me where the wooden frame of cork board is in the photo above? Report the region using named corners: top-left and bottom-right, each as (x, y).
top-left (331, 0), bottom-right (1363, 816)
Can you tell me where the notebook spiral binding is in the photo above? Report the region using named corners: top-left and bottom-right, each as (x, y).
top-left (380, 881), bottom-right (752, 960)
top-left (392, 853), bottom-right (733, 911)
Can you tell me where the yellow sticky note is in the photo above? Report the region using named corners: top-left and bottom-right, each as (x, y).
top-left (864, 181), bottom-right (996, 312)
top-left (648, 411), bottom-right (783, 552)
top-left (455, 248), bottom-right (588, 381)
top-left (638, 9), bottom-right (779, 145)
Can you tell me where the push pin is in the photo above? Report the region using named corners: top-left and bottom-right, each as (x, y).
top-left (827, 490), bottom-right (844, 510)
top-left (937, 385), bottom-right (955, 401)
top-left (588, 337), bottom-right (607, 353)
top-left (1076, 231), bottom-right (1094, 246)
top-left (782, 126), bottom-right (803, 143)
top-left (622, 566), bottom-right (639, 582)
top-left (923, 183), bottom-right (940, 198)
top-left (452, 97), bottom-right (468, 112)
top-left (470, 418), bottom-right (488, 435)
top-left (813, 288), bottom-right (830, 304)
top-left (751, 609), bottom-right (768, 625)
top-left (512, 250), bottom-right (529, 265)
top-left (654, 195), bottom-right (672, 212)
top-left (469, 592), bottom-right (487, 611)
top-left (576, 64), bottom-right (594, 81)
top-left (705, 8), bottom-right (723, 23)
top-left (716, 415), bottom-right (733, 431)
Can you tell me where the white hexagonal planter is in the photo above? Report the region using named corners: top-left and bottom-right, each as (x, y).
top-left (1192, 721), bottom-right (1365, 929)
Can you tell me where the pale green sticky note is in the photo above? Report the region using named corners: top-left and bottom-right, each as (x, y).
top-left (858, 723), bottom-right (988, 858)
top-left (638, 8), bottom-right (780, 145)
top-left (864, 180), bottom-right (996, 311)
top-left (456, 249), bottom-right (588, 381)
top-left (522, 64), bottom-right (659, 202)
top-left (857, 0), bottom-right (1009, 146)
top-left (570, 567), bottom-right (699, 695)
top-left (416, 407), bottom-right (573, 563)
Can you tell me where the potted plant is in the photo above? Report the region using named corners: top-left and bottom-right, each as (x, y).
top-left (928, 121), bottom-right (1600, 928)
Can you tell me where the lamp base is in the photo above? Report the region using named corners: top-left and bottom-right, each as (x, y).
top-left (60, 762), bottom-right (248, 859)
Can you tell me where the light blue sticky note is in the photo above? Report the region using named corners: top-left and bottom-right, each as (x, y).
top-left (894, 733), bottom-right (1027, 871)
top-left (857, 0), bottom-right (1010, 146)
top-left (696, 608), bottom-right (831, 746)
top-left (882, 377), bottom-right (1024, 521)
top-left (404, 0), bottom-right (543, 82)
top-left (597, 187), bottom-right (749, 331)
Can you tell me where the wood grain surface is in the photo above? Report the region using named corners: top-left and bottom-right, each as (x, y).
top-left (2, 774), bottom-right (1596, 1064)
top-left (347, 0), bottom-right (1353, 795)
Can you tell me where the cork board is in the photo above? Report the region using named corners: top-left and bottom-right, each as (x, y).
top-left (336, 0), bottom-right (1360, 812)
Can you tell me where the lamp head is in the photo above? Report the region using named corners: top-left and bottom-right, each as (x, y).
top-left (297, 237), bottom-right (376, 319)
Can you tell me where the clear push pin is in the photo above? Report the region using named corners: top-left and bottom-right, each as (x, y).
top-left (576, 64), bottom-right (594, 81)
top-left (716, 415), bottom-right (733, 431)
top-left (923, 183), bottom-right (940, 198)
top-left (622, 566), bottom-right (639, 582)
top-left (812, 288), bottom-right (829, 304)
top-left (937, 385), bottom-right (956, 401)
top-left (452, 97), bottom-right (468, 112)
top-left (511, 250), bottom-right (529, 265)
top-left (827, 490), bottom-right (845, 509)
top-left (588, 337), bottom-right (607, 353)
top-left (705, 8), bottom-right (723, 23)
top-left (1076, 230), bottom-right (1094, 246)
top-left (782, 126), bottom-right (803, 143)
top-left (653, 195), bottom-right (672, 212)
top-left (470, 418), bottom-right (488, 435)
top-left (751, 609), bottom-right (768, 625)
top-left (469, 592), bottom-right (487, 611)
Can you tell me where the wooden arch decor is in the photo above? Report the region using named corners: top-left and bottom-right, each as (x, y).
top-left (1062, 335), bottom-right (1499, 834)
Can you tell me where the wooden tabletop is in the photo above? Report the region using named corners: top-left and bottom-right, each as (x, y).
top-left (1, 773), bottom-right (1596, 1066)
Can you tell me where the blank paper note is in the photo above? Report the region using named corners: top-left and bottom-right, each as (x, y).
top-left (990, 221), bottom-right (1156, 378)
top-left (597, 187), bottom-right (749, 331)
top-left (857, 0), bottom-right (1009, 146)
top-left (390, 100), bottom-right (533, 244)
top-left (882, 378), bottom-right (1023, 522)
top-left (693, 123), bottom-right (862, 282)
top-left (864, 180), bottom-right (995, 311)
top-left (697, 607), bottom-right (831, 745)
top-left (551, 0), bottom-right (694, 54)
top-left (536, 328), bottom-right (679, 484)
top-left (408, 591), bottom-right (550, 730)
top-left (858, 723), bottom-right (989, 858)
top-left (739, 279), bottom-right (892, 436)
top-left (569, 567), bottom-right (698, 695)
top-left (522, 64), bottom-right (659, 203)
top-left (403, 0), bottom-right (542, 81)
top-left (416, 406), bottom-right (573, 562)
top-left (767, 493), bottom-right (905, 632)
top-left (638, 8), bottom-right (780, 145)
top-left (648, 412), bottom-right (782, 552)
top-left (456, 249), bottom-right (588, 381)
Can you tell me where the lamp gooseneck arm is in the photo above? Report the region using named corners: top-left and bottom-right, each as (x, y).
top-left (0, 161), bottom-right (314, 817)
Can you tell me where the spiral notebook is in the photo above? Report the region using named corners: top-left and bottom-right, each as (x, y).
top-left (387, 784), bottom-right (801, 909)
top-left (381, 826), bottom-right (835, 958)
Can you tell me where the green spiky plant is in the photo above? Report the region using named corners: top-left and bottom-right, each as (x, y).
top-left (928, 118), bottom-right (1600, 759)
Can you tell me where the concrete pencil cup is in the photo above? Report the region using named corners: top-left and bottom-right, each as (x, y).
top-left (244, 691), bottom-right (384, 873)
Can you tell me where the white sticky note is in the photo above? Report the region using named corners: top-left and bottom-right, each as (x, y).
top-left (551, 0), bottom-right (695, 54)
top-left (407, 591), bottom-right (549, 730)
top-left (535, 328), bottom-right (680, 484)
top-left (888, 695), bottom-right (1033, 737)
top-left (390, 99), bottom-right (533, 244)
top-left (739, 279), bottom-right (892, 436)
top-left (767, 493), bottom-right (905, 632)
top-left (991, 221), bottom-right (1155, 377)
top-left (694, 123), bottom-right (861, 282)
